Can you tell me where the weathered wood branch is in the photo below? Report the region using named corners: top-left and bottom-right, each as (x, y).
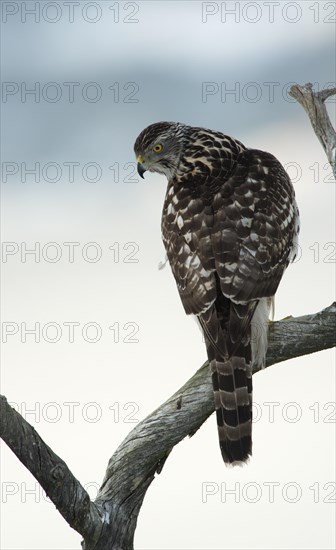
top-left (1, 304), bottom-right (335, 549)
top-left (93, 303), bottom-right (336, 549)
top-left (0, 395), bottom-right (103, 548)
top-left (289, 83), bottom-right (336, 178)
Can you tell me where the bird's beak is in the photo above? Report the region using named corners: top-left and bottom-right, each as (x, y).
top-left (136, 155), bottom-right (147, 179)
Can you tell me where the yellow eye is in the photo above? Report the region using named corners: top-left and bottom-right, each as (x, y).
top-left (153, 143), bottom-right (163, 153)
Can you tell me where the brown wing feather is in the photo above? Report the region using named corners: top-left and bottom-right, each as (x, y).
top-left (212, 149), bottom-right (298, 303)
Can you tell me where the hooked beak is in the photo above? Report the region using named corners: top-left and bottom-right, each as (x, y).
top-left (137, 163), bottom-right (146, 179)
top-left (136, 155), bottom-right (147, 179)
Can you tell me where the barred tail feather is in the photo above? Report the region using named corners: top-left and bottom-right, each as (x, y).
top-left (199, 298), bottom-right (257, 465)
top-left (210, 347), bottom-right (252, 464)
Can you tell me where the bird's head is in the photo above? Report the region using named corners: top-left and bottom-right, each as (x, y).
top-left (134, 121), bottom-right (187, 180)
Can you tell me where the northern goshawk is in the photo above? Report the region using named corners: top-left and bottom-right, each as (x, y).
top-left (134, 121), bottom-right (299, 465)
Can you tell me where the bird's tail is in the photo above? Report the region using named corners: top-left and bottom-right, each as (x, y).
top-left (210, 345), bottom-right (252, 464)
top-left (199, 300), bottom-right (258, 465)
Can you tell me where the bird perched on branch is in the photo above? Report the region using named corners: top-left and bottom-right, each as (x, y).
top-left (134, 122), bottom-right (299, 465)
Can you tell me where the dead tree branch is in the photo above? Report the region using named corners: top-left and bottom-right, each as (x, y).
top-left (289, 83), bottom-right (336, 178)
top-left (1, 304), bottom-right (335, 550)
top-left (0, 395), bottom-right (103, 548)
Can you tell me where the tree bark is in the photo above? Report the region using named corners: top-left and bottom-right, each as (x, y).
top-left (289, 83), bottom-right (336, 178)
top-left (1, 304), bottom-right (335, 549)
top-left (0, 395), bottom-right (103, 548)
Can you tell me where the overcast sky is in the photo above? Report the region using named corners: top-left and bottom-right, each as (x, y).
top-left (1, 1), bottom-right (335, 549)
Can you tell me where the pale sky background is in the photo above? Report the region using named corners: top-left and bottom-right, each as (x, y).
top-left (1, 1), bottom-right (335, 549)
